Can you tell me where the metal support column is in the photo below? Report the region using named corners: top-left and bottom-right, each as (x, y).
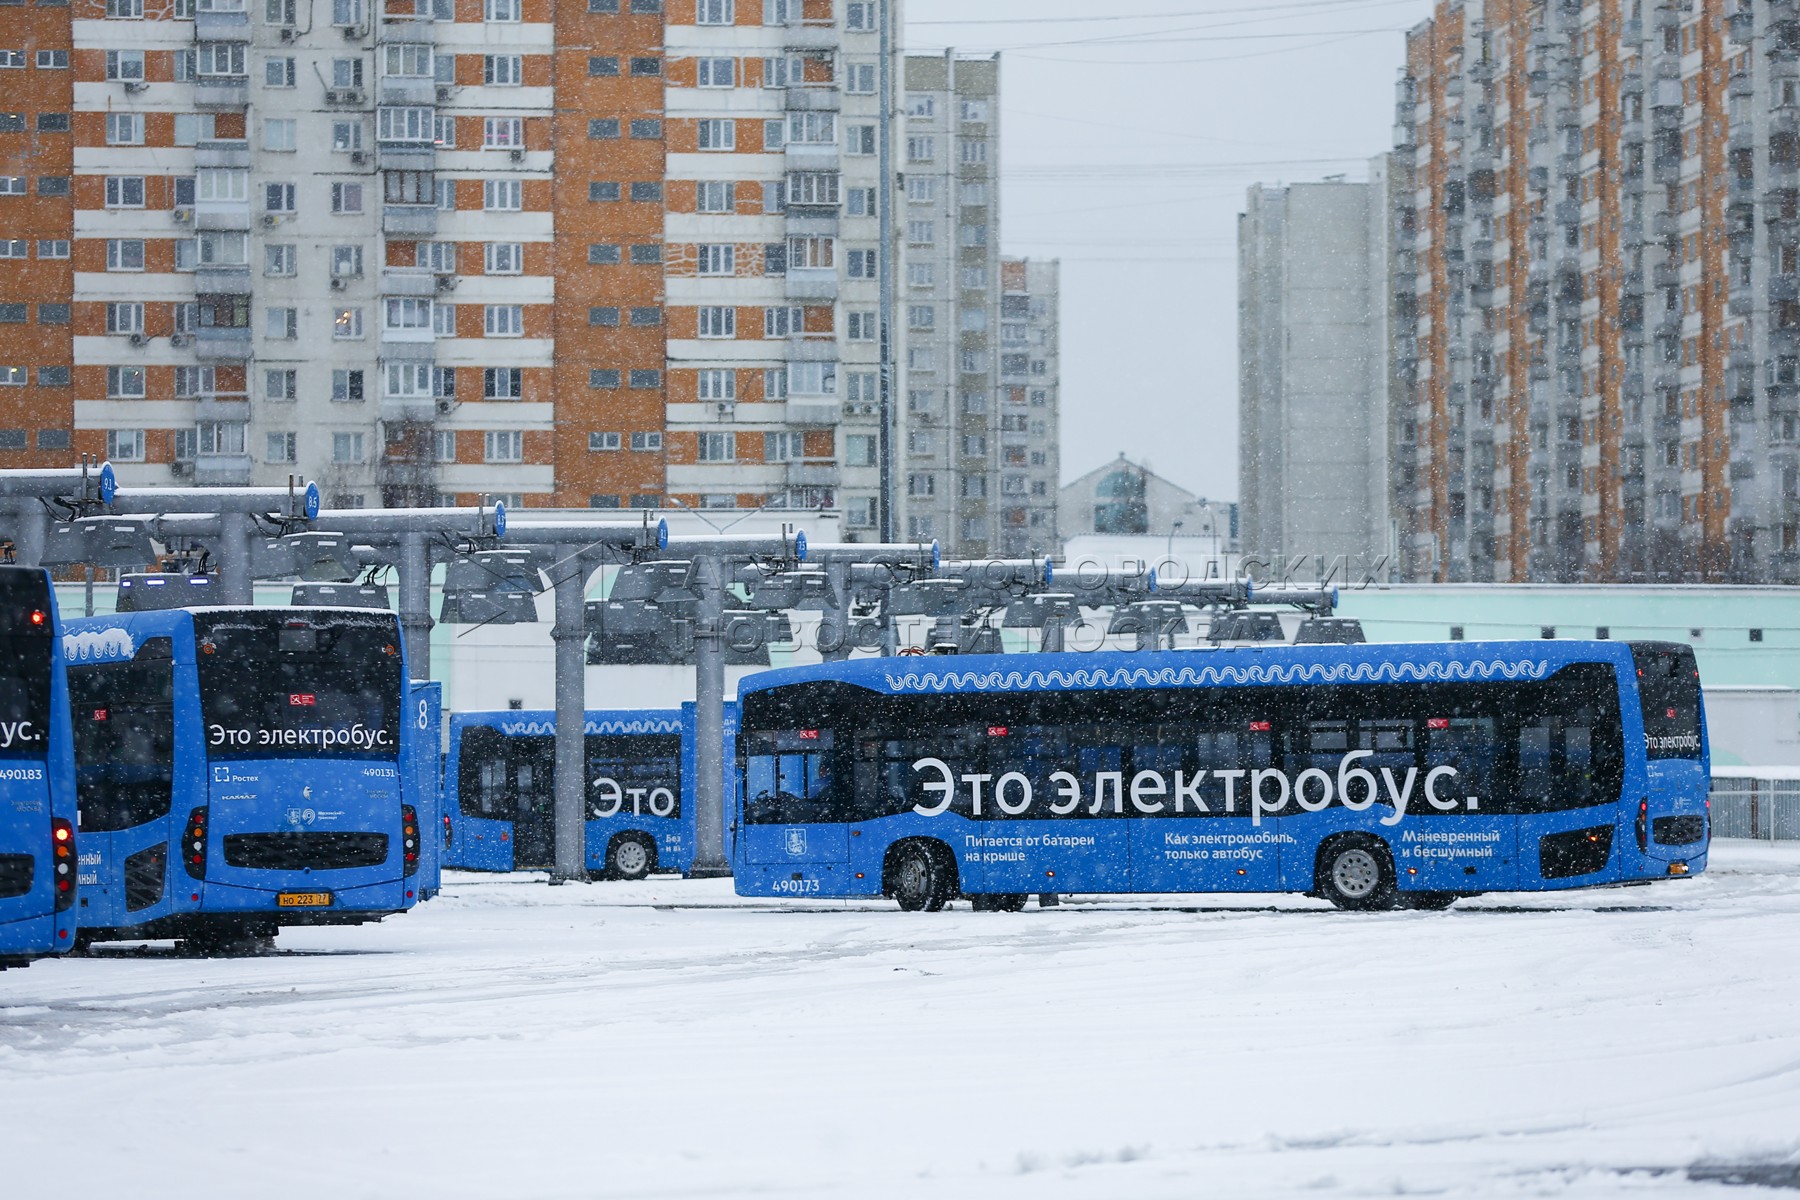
top-left (217, 510), bottom-right (255, 604)
top-left (550, 548), bottom-right (589, 884)
top-left (398, 531), bottom-right (432, 682)
top-left (689, 554), bottom-right (730, 877)
top-left (822, 560), bottom-right (852, 662)
top-left (9, 507), bottom-right (48, 569)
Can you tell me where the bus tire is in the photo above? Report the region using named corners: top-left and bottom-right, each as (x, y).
top-left (1402, 892), bottom-right (1458, 911)
top-left (887, 841), bottom-right (954, 912)
top-left (971, 893), bottom-right (1027, 912)
top-left (605, 834), bottom-right (656, 882)
top-left (1316, 837), bottom-right (1398, 911)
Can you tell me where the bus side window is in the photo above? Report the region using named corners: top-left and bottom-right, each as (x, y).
top-left (1419, 716), bottom-right (1499, 812)
top-left (477, 758), bottom-right (506, 817)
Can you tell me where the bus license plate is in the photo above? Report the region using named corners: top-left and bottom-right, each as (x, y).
top-left (277, 891), bottom-right (333, 908)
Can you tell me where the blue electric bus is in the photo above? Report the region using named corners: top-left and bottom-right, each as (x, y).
top-left (446, 702), bottom-right (737, 878)
top-left (733, 641), bottom-right (1709, 910)
top-left (0, 567), bottom-right (79, 968)
top-left (62, 607), bottom-right (426, 951)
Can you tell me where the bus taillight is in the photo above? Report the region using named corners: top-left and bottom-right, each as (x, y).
top-left (52, 818), bottom-right (75, 912)
top-left (183, 808), bottom-right (209, 880)
top-left (1635, 798), bottom-right (1648, 853)
top-left (402, 804), bottom-right (419, 876)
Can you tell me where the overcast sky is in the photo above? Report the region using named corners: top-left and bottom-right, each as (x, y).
top-left (903, 0), bottom-right (1438, 501)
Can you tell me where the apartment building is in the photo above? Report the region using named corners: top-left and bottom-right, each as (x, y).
top-left (0, 0), bottom-right (908, 522)
top-left (1395, 0), bottom-right (1800, 584)
top-left (896, 50), bottom-right (1001, 555)
top-left (997, 255), bottom-right (1060, 554)
top-left (1239, 171), bottom-right (1394, 568)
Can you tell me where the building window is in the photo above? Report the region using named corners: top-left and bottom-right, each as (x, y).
top-left (847, 311), bottom-right (876, 341)
top-left (331, 369), bottom-right (365, 402)
top-left (266, 432), bottom-right (297, 464)
top-left (846, 434), bottom-right (876, 467)
top-left (105, 50), bottom-right (145, 80)
top-left (630, 243), bottom-right (662, 264)
top-left (333, 308), bottom-right (364, 339)
top-left (266, 307), bottom-right (298, 339)
top-left (696, 0), bottom-right (731, 22)
top-left (484, 179), bottom-right (522, 210)
top-left (764, 306), bottom-right (802, 338)
top-left (588, 117), bottom-right (620, 138)
top-left (588, 56), bottom-right (619, 77)
top-left (697, 181), bottom-right (734, 213)
top-left (483, 54), bottom-right (522, 85)
top-left (588, 306), bottom-right (620, 326)
top-left (698, 432), bottom-right (736, 462)
top-left (764, 368), bottom-right (788, 399)
top-left (484, 367), bottom-right (523, 399)
top-left (589, 369), bottom-right (621, 388)
top-left (332, 432), bottom-right (366, 463)
top-left (697, 306), bottom-right (736, 338)
top-left (107, 430), bottom-right (146, 461)
top-left (629, 369), bottom-right (661, 389)
top-left (105, 302), bottom-right (144, 335)
top-left (263, 118), bottom-right (296, 151)
top-left (265, 368), bottom-right (297, 401)
top-left (630, 57), bottom-right (661, 76)
top-left (106, 239), bottom-right (145, 271)
top-left (629, 306), bottom-right (662, 327)
top-left (631, 432), bottom-right (662, 451)
top-left (485, 242), bottom-right (523, 274)
top-left (484, 0), bottom-right (519, 20)
top-left (106, 367), bottom-right (146, 398)
top-left (697, 244), bottom-right (735, 276)
top-left (589, 432), bottom-right (621, 452)
top-left (846, 124), bottom-right (876, 155)
top-left (329, 182), bottom-right (364, 214)
top-left (484, 117), bottom-right (523, 148)
top-left (698, 369), bottom-right (735, 402)
top-left (696, 57), bottom-right (733, 87)
top-left (698, 118), bottom-right (735, 150)
top-left (105, 113), bottom-right (144, 145)
top-left (484, 431), bottom-right (523, 462)
top-left (845, 63), bottom-right (875, 94)
top-left (432, 430), bottom-right (457, 462)
top-left (484, 305), bottom-right (524, 336)
top-left (847, 249), bottom-right (877, 279)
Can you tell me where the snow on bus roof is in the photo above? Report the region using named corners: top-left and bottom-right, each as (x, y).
top-left (738, 640), bottom-right (1639, 697)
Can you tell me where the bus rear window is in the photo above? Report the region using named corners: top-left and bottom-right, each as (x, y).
top-left (194, 612), bottom-right (403, 758)
top-left (1630, 643), bottom-right (1703, 760)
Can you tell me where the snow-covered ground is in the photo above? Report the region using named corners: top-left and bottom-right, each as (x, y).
top-left (5, 844), bottom-right (1800, 1198)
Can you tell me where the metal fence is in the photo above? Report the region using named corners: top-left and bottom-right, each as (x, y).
top-left (1708, 777), bottom-right (1800, 841)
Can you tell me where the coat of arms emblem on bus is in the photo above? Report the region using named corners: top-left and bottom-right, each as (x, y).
top-left (785, 828), bottom-right (807, 857)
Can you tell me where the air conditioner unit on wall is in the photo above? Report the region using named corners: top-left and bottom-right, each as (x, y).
top-left (330, 277), bottom-right (347, 290)
top-left (349, 150), bottom-right (367, 165)
top-left (436, 397), bottom-right (455, 414)
top-left (170, 332), bottom-right (194, 348)
top-left (123, 80), bottom-right (149, 94)
top-left (434, 274), bottom-right (456, 291)
top-left (171, 459), bottom-right (194, 478)
top-left (172, 207), bottom-right (192, 223)
top-left (279, 26), bottom-right (296, 41)
top-left (436, 85), bottom-right (454, 102)
top-left (128, 332), bottom-right (148, 347)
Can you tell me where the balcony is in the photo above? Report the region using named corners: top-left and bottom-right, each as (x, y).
top-left (786, 399), bottom-right (840, 427)
top-left (193, 454), bottom-right (253, 486)
top-left (782, 19), bottom-right (837, 51)
top-left (194, 391), bottom-right (250, 422)
top-left (786, 460), bottom-right (840, 487)
top-left (784, 267), bottom-right (837, 301)
top-left (382, 204), bottom-right (439, 236)
top-left (194, 203), bottom-right (251, 232)
top-left (380, 395), bottom-right (437, 423)
top-left (785, 86), bottom-right (839, 112)
top-left (377, 142), bottom-right (436, 172)
top-left (194, 138), bottom-right (250, 169)
top-left (193, 326), bottom-right (252, 360)
top-left (193, 75), bottom-right (251, 110)
top-left (194, 9), bottom-right (250, 39)
top-left (194, 265), bottom-right (252, 295)
top-left (783, 141), bottom-right (839, 170)
top-left (379, 76), bottom-right (436, 105)
top-left (377, 16), bottom-right (436, 43)
top-left (380, 267), bottom-right (439, 296)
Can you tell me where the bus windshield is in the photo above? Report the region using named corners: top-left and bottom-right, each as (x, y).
top-left (194, 611), bottom-right (403, 759)
top-left (0, 571), bottom-right (55, 759)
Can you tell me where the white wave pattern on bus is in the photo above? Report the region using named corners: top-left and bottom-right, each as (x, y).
top-left (497, 719), bottom-right (681, 737)
top-left (879, 659), bottom-right (1554, 694)
top-left (61, 628), bottom-right (135, 664)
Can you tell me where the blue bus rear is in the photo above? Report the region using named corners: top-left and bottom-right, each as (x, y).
top-left (732, 641), bottom-right (1706, 910)
top-left (0, 568), bottom-right (78, 967)
top-left (445, 703), bottom-right (736, 879)
top-left (64, 608), bottom-right (421, 948)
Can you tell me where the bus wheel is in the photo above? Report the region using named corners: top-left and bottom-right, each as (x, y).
top-left (888, 842), bottom-right (952, 912)
top-left (606, 834), bottom-right (655, 882)
top-left (1317, 839), bottom-right (1397, 911)
top-left (1403, 892), bottom-right (1458, 911)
